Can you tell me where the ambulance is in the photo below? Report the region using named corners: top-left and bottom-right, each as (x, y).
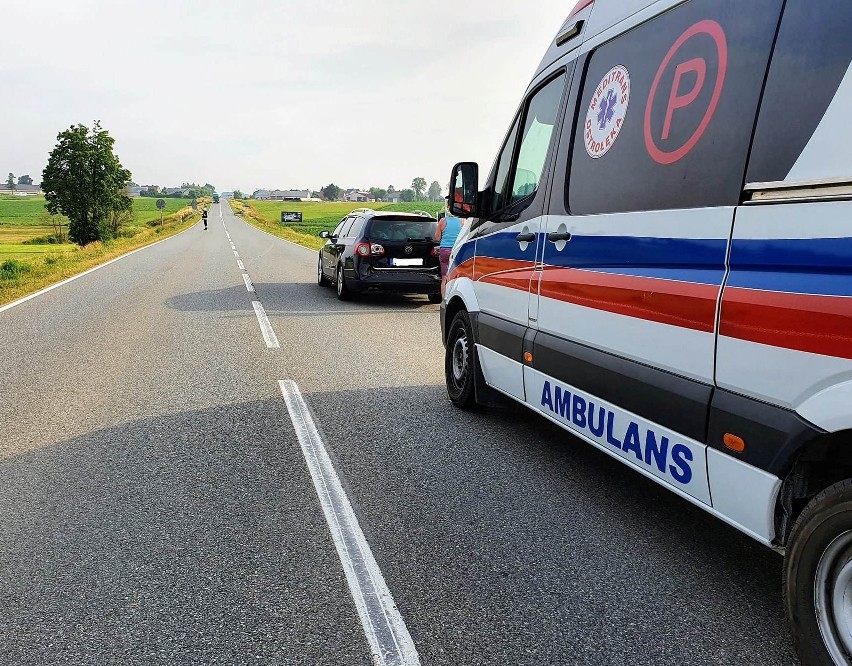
top-left (440, 1), bottom-right (852, 663)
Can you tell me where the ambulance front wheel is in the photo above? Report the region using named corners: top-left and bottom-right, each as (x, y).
top-left (445, 309), bottom-right (477, 409)
top-left (785, 479), bottom-right (852, 666)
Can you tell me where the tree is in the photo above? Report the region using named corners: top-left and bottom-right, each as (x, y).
top-left (400, 189), bottom-right (415, 203)
top-left (428, 181), bottom-right (442, 202)
top-left (233, 190), bottom-right (244, 200)
top-left (412, 177), bottom-right (426, 201)
top-left (370, 187), bottom-right (388, 202)
top-left (41, 121), bottom-right (132, 245)
top-left (6, 173), bottom-right (15, 191)
top-left (107, 198), bottom-right (134, 235)
top-left (18, 174), bottom-right (33, 186)
top-left (321, 183), bottom-right (341, 201)
top-left (388, 185), bottom-right (395, 193)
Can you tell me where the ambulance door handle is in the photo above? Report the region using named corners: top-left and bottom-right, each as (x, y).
top-left (547, 232), bottom-right (572, 243)
top-left (516, 233), bottom-right (536, 243)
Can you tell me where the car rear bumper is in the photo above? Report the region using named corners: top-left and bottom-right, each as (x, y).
top-left (346, 267), bottom-right (441, 294)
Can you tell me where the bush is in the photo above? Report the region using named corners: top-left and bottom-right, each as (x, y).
top-left (44, 255), bottom-right (59, 266)
top-left (22, 234), bottom-right (63, 245)
top-left (0, 259), bottom-right (30, 280)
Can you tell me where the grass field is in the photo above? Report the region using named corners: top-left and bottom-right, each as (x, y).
top-left (0, 196), bottom-right (200, 306)
top-left (0, 196), bottom-right (192, 229)
top-left (231, 200), bottom-right (446, 250)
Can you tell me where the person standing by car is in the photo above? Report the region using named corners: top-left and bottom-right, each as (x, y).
top-left (435, 203), bottom-right (463, 277)
top-left (202, 207), bottom-right (208, 230)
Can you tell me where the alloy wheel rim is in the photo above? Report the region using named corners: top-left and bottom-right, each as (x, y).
top-left (815, 530), bottom-right (852, 665)
top-left (337, 270), bottom-right (343, 295)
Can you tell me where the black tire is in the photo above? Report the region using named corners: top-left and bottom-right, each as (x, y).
top-left (445, 309), bottom-right (477, 409)
top-left (336, 265), bottom-right (352, 301)
top-left (318, 254), bottom-right (330, 287)
top-left (785, 478), bottom-right (852, 666)
top-left (428, 293), bottom-right (442, 304)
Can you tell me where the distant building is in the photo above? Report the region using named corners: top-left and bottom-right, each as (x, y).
top-left (126, 185), bottom-right (143, 197)
top-left (220, 192), bottom-right (235, 199)
top-left (384, 191), bottom-right (402, 204)
top-left (344, 189), bottom-right (374, 203)
top-left (253, 189), bottom-right (271, 200)
top-left (163, 187), bottom-right (191, 197)
top-left (0, 184), bottom-right (41, 196)
top-left (141, 185), bottom-right (159, 193)
top-left (270, 189), bottom-right (310, 201)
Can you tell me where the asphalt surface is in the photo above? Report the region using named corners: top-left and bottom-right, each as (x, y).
top-left (0, 201), bottom-right (800, 665)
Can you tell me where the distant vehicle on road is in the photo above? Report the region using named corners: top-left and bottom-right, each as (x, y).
top-left (212, 194), bottom-right (220, 204)
top-left (440, 1), bottom-right (852, 664)
top-left (317, 209), bottom-right (441, 303)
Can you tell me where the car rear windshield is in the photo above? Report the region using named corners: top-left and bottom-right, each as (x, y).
top-left (366, 218), bottom-right (437, 241)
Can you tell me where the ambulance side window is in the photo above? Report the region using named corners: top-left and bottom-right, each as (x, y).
top-left (489, 72), bottom-right (566, 217)
top-left (509, 74), bottom-right (566, 204)
top-left (566, 0), bottom-right (784, 214)
top-left (492, 118), bottom-right (520, 214)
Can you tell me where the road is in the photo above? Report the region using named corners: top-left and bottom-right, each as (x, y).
top-left (0, 201), bottom-right (800, 665)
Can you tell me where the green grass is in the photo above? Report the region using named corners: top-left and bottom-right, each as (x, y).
top-left (234, 200), bottom-right (446, 250)
top-left (0, 196), bottom-right (193, 227)
top-left (0, 202), bottom-right (200, 306)
top-left (0, 197), bottom-right (52, 227)
top-left (128, 197), bottom-right (193, 226)
top-left (0, 244), bottom-right (75, 263)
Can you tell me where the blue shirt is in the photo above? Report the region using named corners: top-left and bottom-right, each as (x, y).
top-left (440, 216), bottom-right (463, 248)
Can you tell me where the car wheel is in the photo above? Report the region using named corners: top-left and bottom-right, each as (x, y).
top-left (336, 266), bottom-right (352, 301)
top-left (785, 478), bottom-right (852, 666)
top-left (445, 309), bottom-right (477, 409)
top-left (428, 293), bottom-right (442, 304)
top-left (318, 255), bottom-right (330, 286)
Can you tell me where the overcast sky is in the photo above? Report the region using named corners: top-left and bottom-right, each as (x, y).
top-left (2, 1), bottom-right (575, 194)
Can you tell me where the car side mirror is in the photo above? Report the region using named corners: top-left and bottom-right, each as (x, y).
top-left (449, 162), bottom-right (479, 218)
top-left (319, 230), bottom-right (330, 239)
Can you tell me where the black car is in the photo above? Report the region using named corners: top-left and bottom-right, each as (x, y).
top-left (317, 209), bottom-right (442, 303)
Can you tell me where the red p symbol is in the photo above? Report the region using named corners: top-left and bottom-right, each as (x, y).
top-left (644, 20), bottom-right (727, 165)
top-left (663, 58), bottom-right (707, 141)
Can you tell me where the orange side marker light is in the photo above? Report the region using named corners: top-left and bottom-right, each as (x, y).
top-left (723, 433), bottom-right (746, 453)
top-left (523, 352), bottom-right (534, 364)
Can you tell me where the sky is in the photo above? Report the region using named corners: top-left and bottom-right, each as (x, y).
top-left (2, 1), bottom-right (575, 195)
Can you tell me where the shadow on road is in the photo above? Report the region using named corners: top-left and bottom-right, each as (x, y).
top-left (0, 385), bottom-right (798, 666)
top-left (163, 281), bottom-right (437, 315)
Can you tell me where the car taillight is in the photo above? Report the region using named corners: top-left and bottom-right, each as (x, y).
top-left (430, 246), bottom-right (439, 257)
top-left (355, 242), bottom-right (371, 257)
top-left (371, 243), bottom-right (385, 255)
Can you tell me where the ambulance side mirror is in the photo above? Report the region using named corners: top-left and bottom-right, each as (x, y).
top-left (449, 162), bottom-right (478, 218)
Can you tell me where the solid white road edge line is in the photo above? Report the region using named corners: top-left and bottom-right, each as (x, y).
top-left (237, 260), bottom-right (245, 271)
top-left (243, 274), bottom-right (255, 293)
top-left (252, 301), bottom-right (280, 349)
top-left (278, 380), bottom-right (421, 666)
top-left (0, 221), bottom-right (198, 315)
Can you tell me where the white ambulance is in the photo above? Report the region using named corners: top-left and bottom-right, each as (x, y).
top-left (441, 1), bottom-right (852, 663)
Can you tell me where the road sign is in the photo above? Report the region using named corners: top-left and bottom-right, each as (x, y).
top-left (281, 211), bottom-right (303, 224)
top-left (191, 199), bottom-right (198, 211)
top-left (156, 199), bottom-right (166, 210)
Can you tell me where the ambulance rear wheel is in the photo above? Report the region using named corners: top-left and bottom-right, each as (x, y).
top-left (785, 479), bottom-right (852, 666)
top-left (445, 309), bottom-right (476, 409)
